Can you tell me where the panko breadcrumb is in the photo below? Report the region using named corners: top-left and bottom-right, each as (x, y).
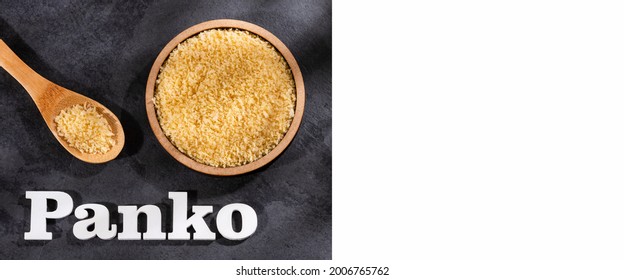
top-left (54, 103), bottom-right (115, 154)
top-left (154, 29), bottom-right (296, 167)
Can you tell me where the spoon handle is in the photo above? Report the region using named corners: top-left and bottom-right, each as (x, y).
top-left (0, 39), bottom-right (51, 100)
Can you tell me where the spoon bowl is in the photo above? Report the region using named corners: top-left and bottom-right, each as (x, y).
top-left (0, 39), bottom-right (124, 163)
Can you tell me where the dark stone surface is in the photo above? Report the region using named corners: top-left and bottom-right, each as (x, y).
top-left (0, 0), bottom-right (331, 259)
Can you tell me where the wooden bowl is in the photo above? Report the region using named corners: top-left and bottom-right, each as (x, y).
top-left (145, 19), bottom-right (305, 176)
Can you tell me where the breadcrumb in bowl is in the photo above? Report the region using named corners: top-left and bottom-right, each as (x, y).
top-left (145, 19), bottom-right (305, 176)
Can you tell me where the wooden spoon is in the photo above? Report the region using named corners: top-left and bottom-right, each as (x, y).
top-left (0, 39), bottom-right (124, 163)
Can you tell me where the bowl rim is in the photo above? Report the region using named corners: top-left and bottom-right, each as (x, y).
top-left (145, 19), bottom-right (305, 176)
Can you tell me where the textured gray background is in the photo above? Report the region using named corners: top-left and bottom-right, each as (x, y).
top-left (0, 0), bottom-right (331, 259)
